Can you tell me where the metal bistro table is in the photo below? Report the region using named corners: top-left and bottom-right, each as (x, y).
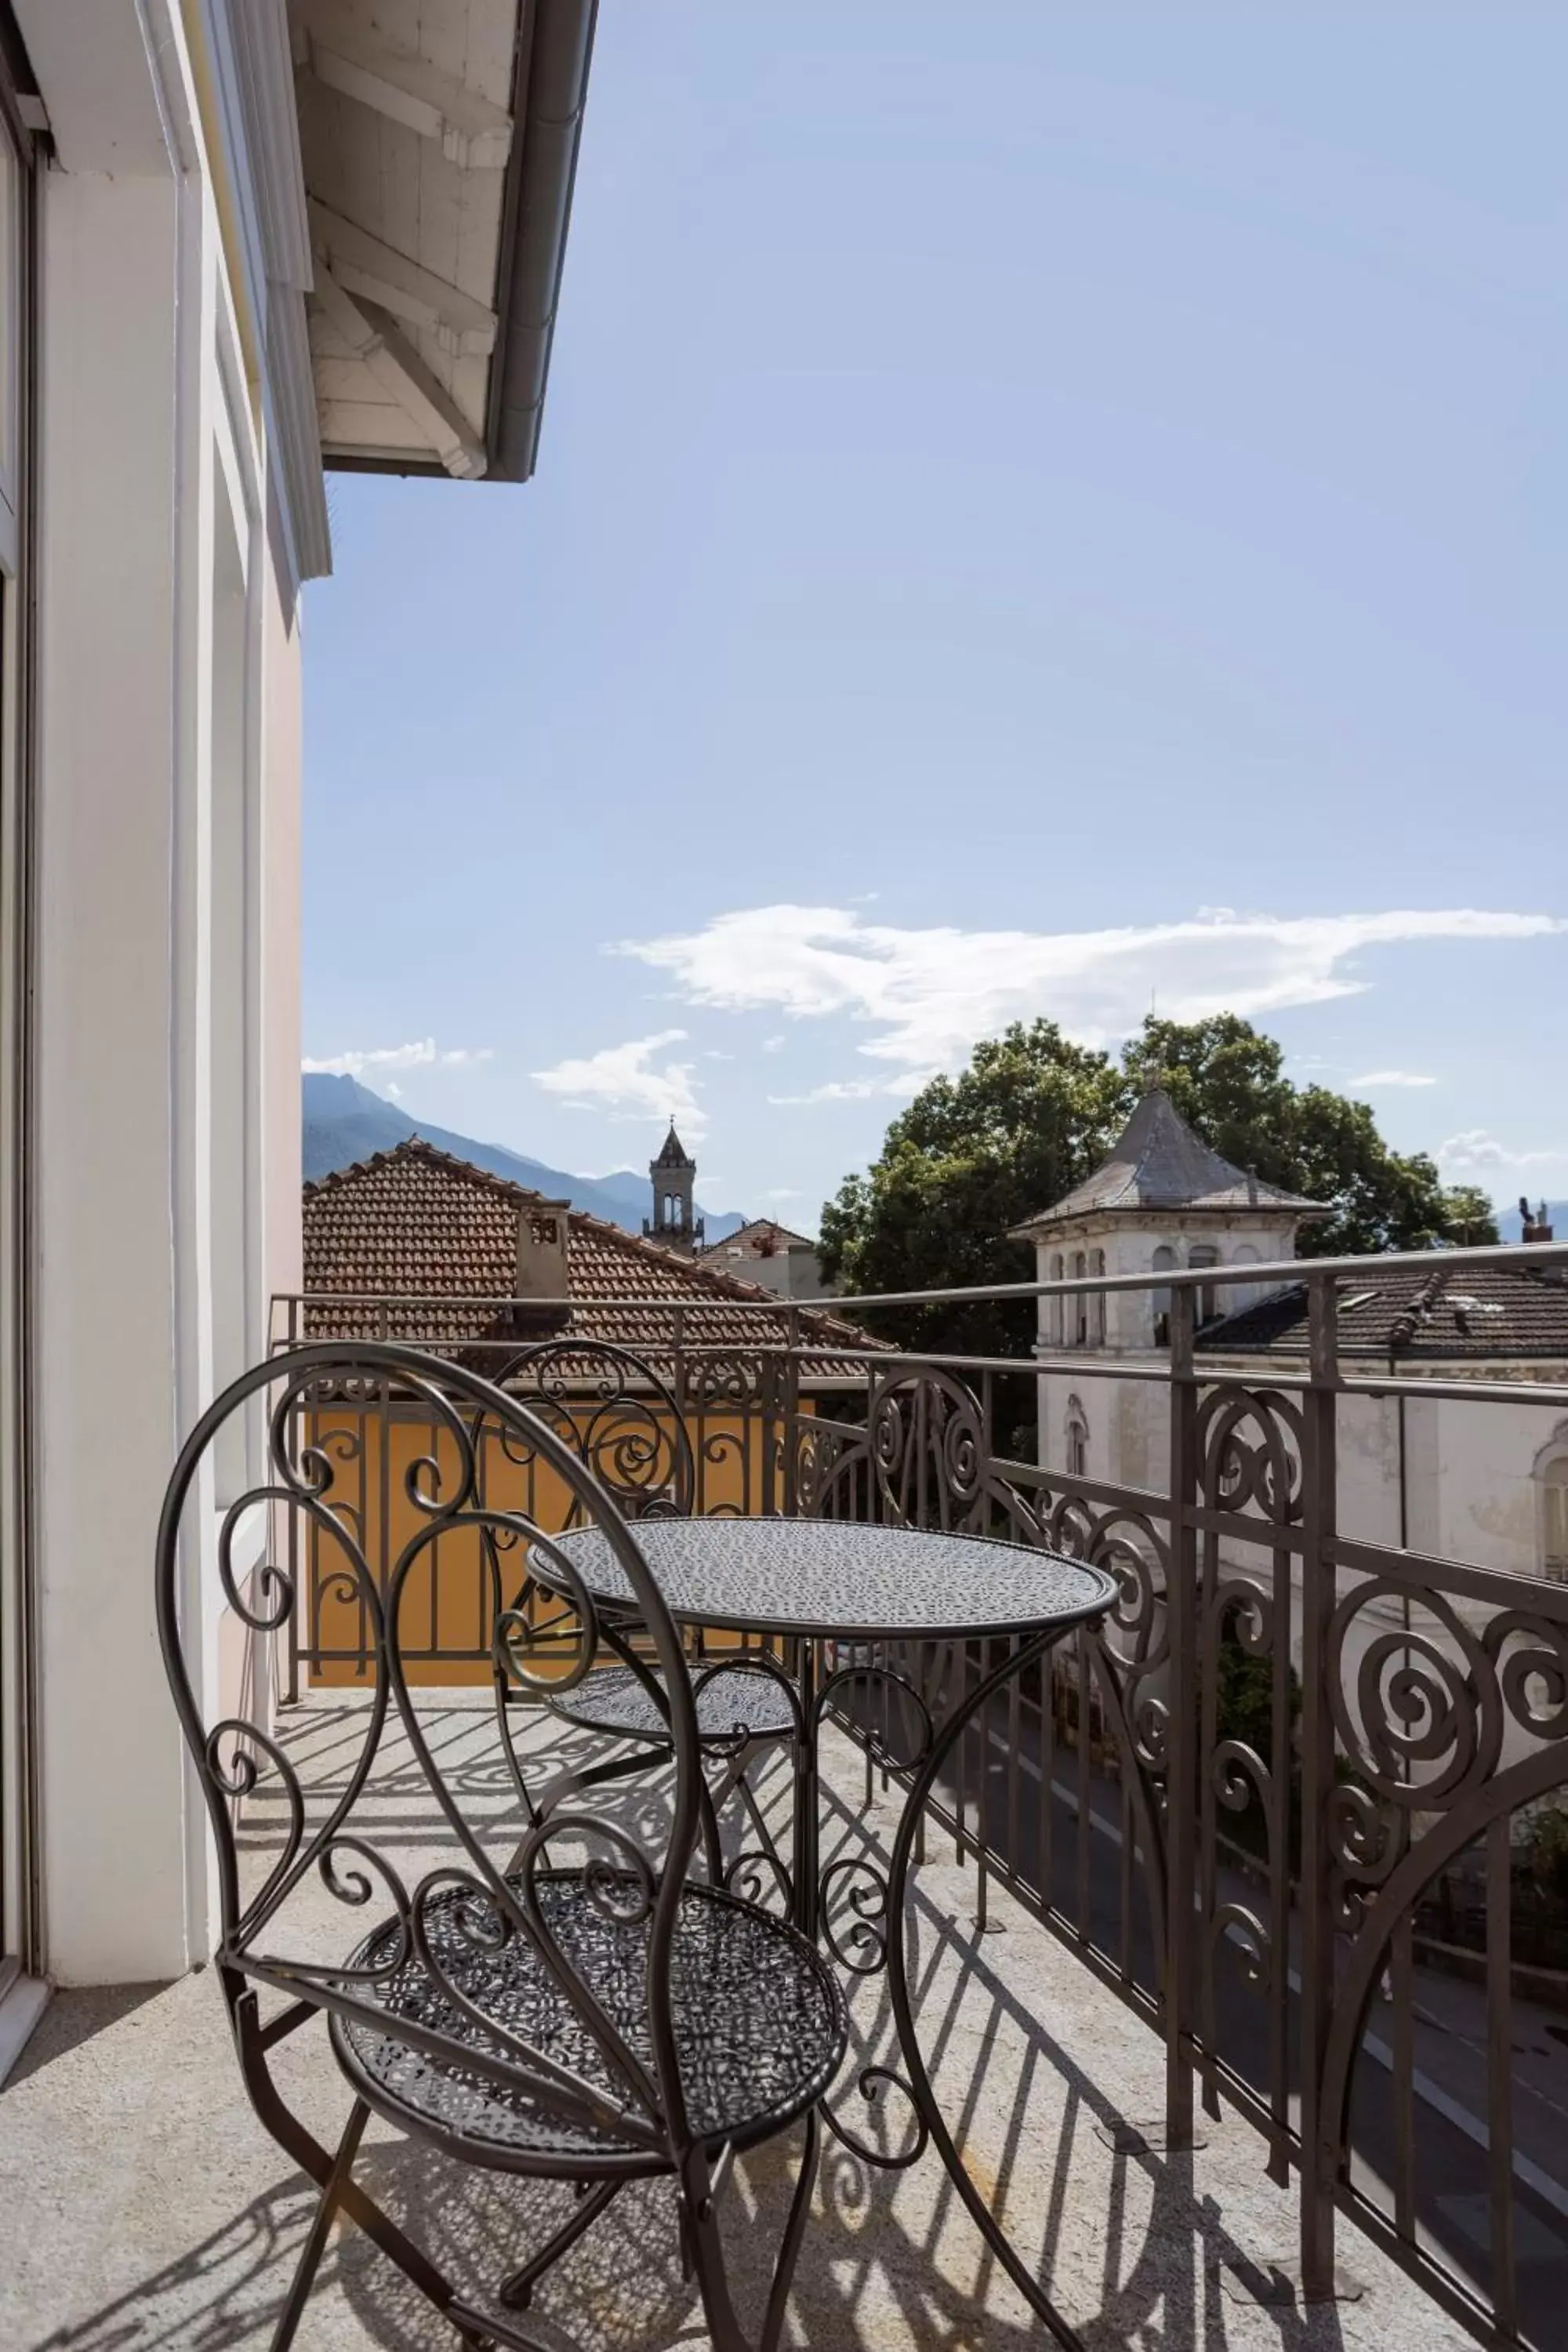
top-left (537, 1513), bottom-right (1118, 2332)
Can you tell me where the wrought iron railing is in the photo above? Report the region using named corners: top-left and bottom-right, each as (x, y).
top-left (270, 1240), bottom-right (1568, 2348)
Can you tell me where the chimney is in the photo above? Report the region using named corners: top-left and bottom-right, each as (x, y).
top-left (1521, 1196), bottom-right (1555, 1244)
top-left (512, 1199), bottom-right (572, 1335)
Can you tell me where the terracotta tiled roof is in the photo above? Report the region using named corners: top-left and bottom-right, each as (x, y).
top-left (299, 1140), bottom-right (879, 1377)
top-left (1198, 1262), bottom-right (1568, 1363)
top-left (1012, 1088), bottom-right (1326, 1232)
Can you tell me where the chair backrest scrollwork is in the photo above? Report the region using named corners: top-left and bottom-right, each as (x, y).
top-left (156, 1341), bottom-right (706, 2161)
top-left (485, 1337), bottom-right (696, 1524)
top-left (475, 1338), bottom-right (696, 1690)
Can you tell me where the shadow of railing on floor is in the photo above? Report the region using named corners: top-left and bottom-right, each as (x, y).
top-left (77, 1697), bottom-right (1363, 2350)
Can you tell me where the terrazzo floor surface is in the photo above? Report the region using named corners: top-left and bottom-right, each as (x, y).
top-left (1, 1696), bottom-right (1472, 2352)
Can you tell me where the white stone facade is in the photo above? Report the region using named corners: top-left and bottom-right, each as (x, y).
top-left (5, 1), bottom-right (324, 1994)
top-left (0, 0), bottom-right (593, 2018)
top-left (1035, 1340), bottom-right (1568, 1592)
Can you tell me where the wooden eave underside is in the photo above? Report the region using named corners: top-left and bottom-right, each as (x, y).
top-left (291, 0), bottom-right (517, 477)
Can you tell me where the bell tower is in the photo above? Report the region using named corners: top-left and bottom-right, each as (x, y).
top-left (644, 1120), bottom-right (704, 1252)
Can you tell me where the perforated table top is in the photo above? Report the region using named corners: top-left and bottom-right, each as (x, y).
top-left (537, 1516), bottom-right (1118, 1643)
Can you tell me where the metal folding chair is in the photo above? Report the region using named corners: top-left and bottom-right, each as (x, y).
top-left (157, 1341), bottom-right (846, 2350)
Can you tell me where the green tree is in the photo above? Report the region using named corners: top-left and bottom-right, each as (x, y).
top-left (1436, 1184), bottom-right (1500, 1247)
top-left (820, 1011), bottom-right (1491, 1350)
top-left (817, 1022), bottom-right (1124, 1355)
top-left (1123, 1013), bottom-right (1470, 1258)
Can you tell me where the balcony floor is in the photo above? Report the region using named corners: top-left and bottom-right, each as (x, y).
top-left (1, 1696), bottom-right (1470, 2352)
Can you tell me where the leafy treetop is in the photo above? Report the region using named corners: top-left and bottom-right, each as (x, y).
top-left (818, 1012), bottom-right (1497, 1356)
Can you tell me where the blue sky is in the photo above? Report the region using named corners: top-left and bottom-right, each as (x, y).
top-left (303, 4), bottom-right (1566, 1227)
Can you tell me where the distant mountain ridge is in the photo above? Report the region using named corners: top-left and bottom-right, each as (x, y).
top-left (303, 1074), bottom-right (746, 1242)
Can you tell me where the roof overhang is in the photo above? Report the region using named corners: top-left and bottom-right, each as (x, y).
top-left (290, 0), bottom-right (596, 484)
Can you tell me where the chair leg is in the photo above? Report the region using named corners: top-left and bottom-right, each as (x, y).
top-left (492, 1666), bottom-right (542, 1834)
top-left (535, 1742), bottom-right (655, 1822)
top-left (497, 2176), bottom-right (624, 2309)
top-left (683, 2189), bottom-right (751, 2352)
top-left (760, 2108), bottom-right (821, 2352)
top-left (237, 1995), bottom-right (469, 2328)
top-left (685, 2114), bottom-right (820, 2352)
top-left (696, 1763), bottom-right (725, 1885)
top-left (270, 2098), bottom-right (368, 2352)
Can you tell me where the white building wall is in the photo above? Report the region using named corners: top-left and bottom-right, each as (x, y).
top-left (1041, 1348), bottom-right (1562, 1585)
top-left (1032, 1227), bottom-right (1567, 1597)
top-left (1033, 1218), bottom-right (1301, 1499)
top-left (33, 165), bottom-right (192, 1985)
top-left (23, 2), bottom-right (306, 1984)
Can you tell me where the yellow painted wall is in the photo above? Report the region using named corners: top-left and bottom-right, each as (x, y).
top-left (303, 1401), bottom-right (808, 1686)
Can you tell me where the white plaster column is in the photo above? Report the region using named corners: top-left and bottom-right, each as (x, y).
top-left (32, 165), bottom-right (198, 1983)
top-left (26, 1), bottom-right (239, 1985)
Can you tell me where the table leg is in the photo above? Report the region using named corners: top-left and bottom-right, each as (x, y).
top-left (883, 1628), bottom-right (1088, 2349)
top-left (791, 1639), bottom-right (819, 1940)
top-left (813, 1642), bottom-right (935, 2171)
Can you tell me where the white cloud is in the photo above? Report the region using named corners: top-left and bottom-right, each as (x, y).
top-left (386, 1082), bottom-right (402, 1100)
top-left (761, 1035), bottom-right (786, 1054)
top-left (759, 1186), bottom-right (802, 1200)
top-left (1349, 1069), bottom-right (1436, 1088)
top-left (532, 1029), bottom-right (706, 1137)
top-left (616, 903), bottom-right (1561, 1076)
top-left (1438, 1130), bottom-right (1559, 1174)
top-left (302, 1038), bottom-right (492, 1079)
top-left (768, 1073), bottom-right (930, 1107)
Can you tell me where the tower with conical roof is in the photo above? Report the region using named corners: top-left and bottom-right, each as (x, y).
top-left (1011, 1083), bottom-right (1327, 1355)
top-left (644, 1120), bottom-right (703, 1253)
top-left (1010, 1083), bottom-right (1327, 1487)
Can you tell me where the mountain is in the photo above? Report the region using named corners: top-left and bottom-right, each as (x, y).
top-left (302, 1073), bottom-right (746, 1242)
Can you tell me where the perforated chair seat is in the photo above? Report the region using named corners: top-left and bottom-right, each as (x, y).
top-left (329, 1867), bottom-right (845, 2177)
top-left (546, 1662), bottom-right (797, 1747)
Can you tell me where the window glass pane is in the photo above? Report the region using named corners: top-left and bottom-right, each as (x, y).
top-left (1151, 1243), bottom-right (1174, 1338)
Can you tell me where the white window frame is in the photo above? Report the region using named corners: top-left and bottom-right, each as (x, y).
top-left (1065, 1394), bottom-right (1090, 1482)
top-left (0, 74), bottom-right (39, 1987)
